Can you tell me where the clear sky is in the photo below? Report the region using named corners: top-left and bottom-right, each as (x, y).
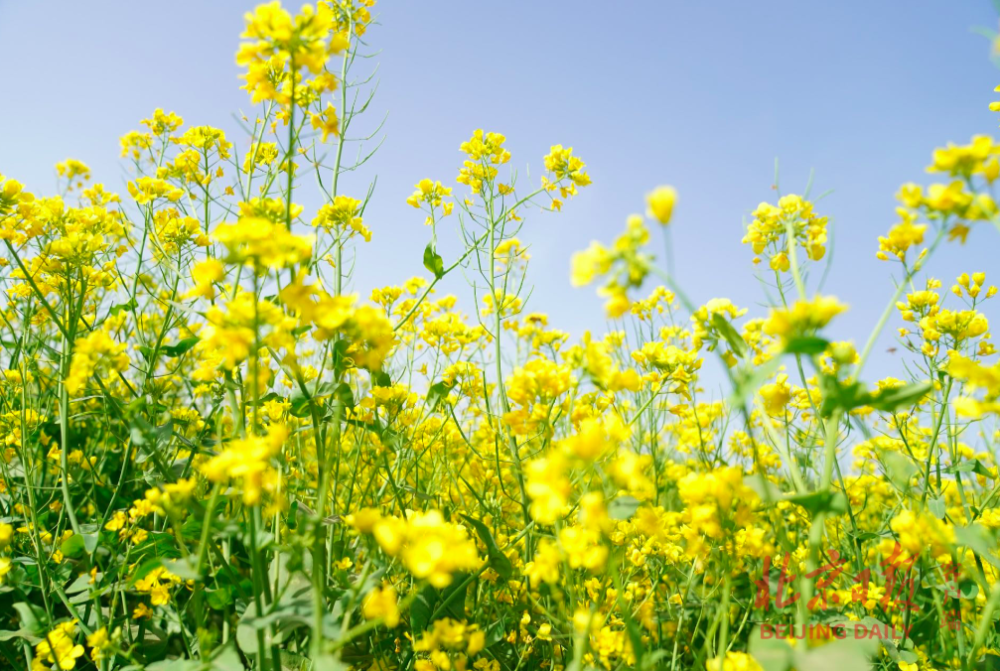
top-left (2, 1), bottom-right (999, 386)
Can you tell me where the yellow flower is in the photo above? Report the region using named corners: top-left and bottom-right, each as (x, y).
top-left (141, 108), bottom-right (183, 134)
top-left (562, 415), bottom-right (628, 461)
top-left (86, 627), bottom-right (112, 663)
top-left (572, 214), bottom-right (653, 316)
top-left (678, 467), bottom-right (759, 554)
top-left (571, 242), bottom-right (613, 287)
top-left (543, 144), bottom-right (591, 188)
top-left (237, 2), bottom-right (357, 104)
top-left (312, 195), bottom-right (370, 242)
top-left (34, 620), bottom-right (85, 671)
top-left (55, 159), bottom-right (91, 185)
top-left (311, 102), bottom-right (341, 143)
top-left (173, 125), bottom-right (231, 158)
top-left (759, 373), bottom-right (792, 415)
top-left (927, 135), bottom-right (999, 178)
top-left (462, 129), bottom-right (510, 164)
top-left (877, 210), bottom-right (927, 261)
top-left (706, 652), bottom-right (763, 671)
top-left (65, 329), bottom-right (130, 396)
top-left (132, 603), bottom-right (153, 620)
top-left (525, 451), bottom-right (571, 524)
top-left (214, 216), bottom-right (313, 270)
top-left (200, 425), bottom-right (287, 505)
top-left (406, 178), bottom-right (453, 218)
top-left (120, 131), bottom-right (153, 159)
top-left (127, 176), bottom-right (183, 204)
top-left (134, 567), bottom-right (183, 607)
top-left (457, 130), bottom-right (510, 193)
top-left (763, 295), bottom-right (847, 343)
top-left (370, 510), bottom-right (480, 587)
top-left (524, 539), bottom-right (561, 587)
top-left (889, 509), bottom-right (954, 559)
top-left (185, 258), bottom-right (226, 300)
top-left (346, 507), bottom-right (382, 532)
top-left (742, 194), bottom-right (828, 266)
top-left (363, 584), bottom-right (400, 628)
top-left (646, 185), bottom-right (677, 225)
top-left (243, 142), bottom-right (280, 172)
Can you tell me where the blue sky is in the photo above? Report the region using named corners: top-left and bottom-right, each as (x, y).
top-left (1, 1), bottom-right (999, 385)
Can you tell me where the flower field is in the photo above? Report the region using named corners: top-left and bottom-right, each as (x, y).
top-left (5, 2), bottom-right (1000, 671)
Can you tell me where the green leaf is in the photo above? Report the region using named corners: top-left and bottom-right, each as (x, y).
top-left (423, 243), bottom-right (445, 279)
top-left (312, 654), bottom-right (348, 671)
top-left (411, 574), bottom-right (468, 633)
top-left (869, 380), bottom-right (932, 413)
top-left (949, 459), bottom-right (993, 477)
top-left (783, 336), bottom-right (829, 355)
top-left (209, 644), bottom-right (244, 671)
top-left (13, 602), bottom-right (44, 635)
top-left (206, 586), bottom-right (234, 610)
top-left (108, 299), bottom-right (137, 317)
top-left (60, 534), bottom-right (86, 559)
top-left (426, 380), bottom-right (455, 413)
top-left (0, 628), bottom-right (40, 644)
top-left (160, 337), bottom-right (200, 358)
top-left (743, 473), bottom-right (783, 502)
top-left (137, 337), bottom-right (200, 361)
top-left (819, 378), bottom-right (931, 418)
top-left (849, 530), bottom-right (882, 543)
top-left (435, 575), bottom-right (468, 621)
top-left (784, 490), bottom-right (848, 516)
top-left (289, 380), bottom-right (339, 417)
top-left (278, 651), bottom-right (313, 671)
top-left (928, 496), bottom-right (946, 519)
top-left (973, 24), bottom-right (1000, 39)
top-left (333, 382), bottom-right (355, 409)
top-left (80, 531), bottom-right (100, 554)
top-left (163, 555), bottom-right (200, 581)
top-left (748, 631), bottom-right (794, 671)
top-left (289, 395), bottom-right (315, 418)
top-left (410, 586), bottom-right (435, 635)
top-left (955, 524), bottom-right (1000, 570)
top-left (245, 392), bottom-right (280, 408)
top-left (461, 515), bottom-right (513, 581)
top-left (147, 660), bottom-right (202, 671)
top-left (819, 376), bottom-right (871, 417)
top-left (711, 313), bottom-right (748, 358)
top-left (883, 451), bottom-right (919, 490)
top-left (794, 637), bottom-right (877, 671)
top-left (484, 618), bottom-right (507, 647)
top-left (127, 557), bottom-right (164, 587)
top-left (960, 579), bottom-right (979, 600)
top-left (65, 574), bottom-right (92, 595)
top-left (729, 357), bottom-right (781, 407)
top-left (130, 530), bottom-right (182, 561)
top-left (608, 495), bottom-right (641, 520)
top-left (236, 602), bottom-right (261, 656)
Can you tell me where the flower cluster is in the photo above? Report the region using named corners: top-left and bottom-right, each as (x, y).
top-left (741, 194), bottom-right (829, 270)
top-left (5, 5), bottom-right (1000, 671)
